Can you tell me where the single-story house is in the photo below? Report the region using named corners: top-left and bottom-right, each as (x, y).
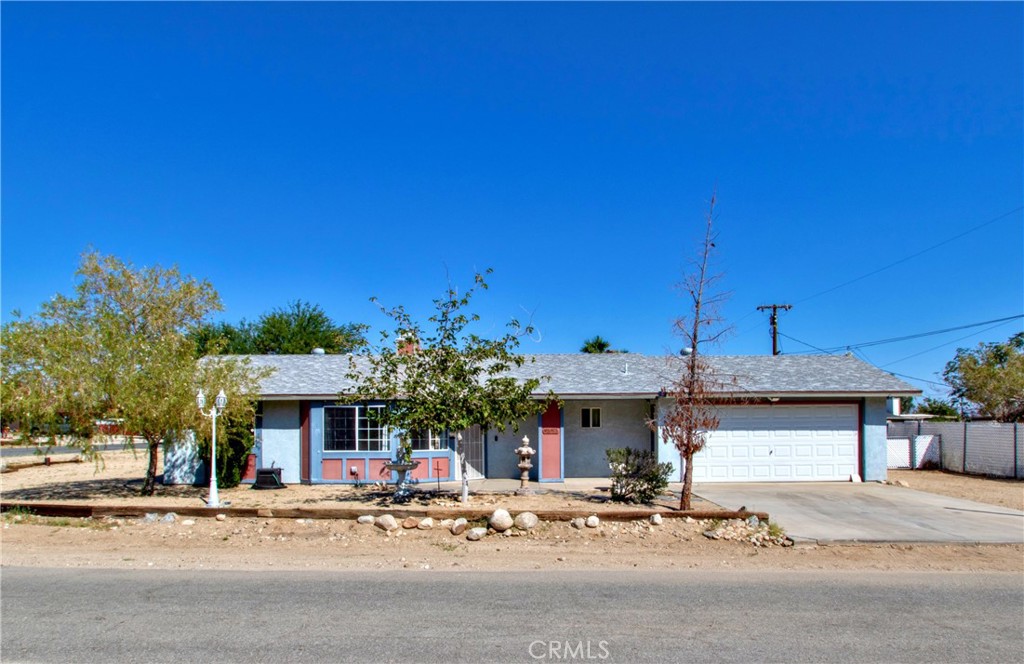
top-left (228, 352), bottom-right (919, 485)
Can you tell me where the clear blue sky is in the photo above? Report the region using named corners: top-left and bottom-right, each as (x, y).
top-left (2, 3), bottom-right (1021, 400)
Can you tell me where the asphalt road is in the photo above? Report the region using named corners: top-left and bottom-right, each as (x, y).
top-left (2, 568), bottom-right (1021, 663)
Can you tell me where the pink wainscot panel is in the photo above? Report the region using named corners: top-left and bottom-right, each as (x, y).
top-left (345, 458), bottom-right (368, 482)
top-left (430, 457), bottom-right (450, 479)
top-left (322, 459), bottom-right (344, 480)
top-left (410, 459), bottom-right (429, 480)
top-left (369, 458), bottom-right (391, 481)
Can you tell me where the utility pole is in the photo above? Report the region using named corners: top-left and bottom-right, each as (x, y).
top-left (757, 304), bottom-right (792, 356)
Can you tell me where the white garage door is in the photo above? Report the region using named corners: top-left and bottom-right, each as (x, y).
top-left (663, 404), bottom-right (859, 482)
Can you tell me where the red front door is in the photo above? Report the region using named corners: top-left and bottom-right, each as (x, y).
top-left (540, 403), bottom-right (562, 481)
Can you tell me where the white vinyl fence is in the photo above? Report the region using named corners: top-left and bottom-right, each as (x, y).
top-left (886, 421), bottom-right (1022, 479)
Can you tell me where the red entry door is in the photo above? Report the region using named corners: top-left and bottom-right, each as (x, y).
top-left (540, 403), bottom-right (562, 481)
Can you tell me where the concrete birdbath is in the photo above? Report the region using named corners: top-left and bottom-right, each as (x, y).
top-left (383, 460), bottom-right (420, 503)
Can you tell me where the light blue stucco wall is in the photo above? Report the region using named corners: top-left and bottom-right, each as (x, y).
top-left (655, 398), bottom-right (684, 481)
top-left (261, 400), bottom-right (301, 484)
top-left (862, 397), bottom-right (889, 482)
top-left (486, 416), bottom-right (534, 480)
top-left (562, 400), bottom-right (652, 477)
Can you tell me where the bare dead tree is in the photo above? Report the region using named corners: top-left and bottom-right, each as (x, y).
top-left (659, 192), bottom-right (731, 510)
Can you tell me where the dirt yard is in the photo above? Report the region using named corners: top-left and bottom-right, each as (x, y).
top-left (2, 450), bottom-right (1021, 574)
top-left (0, 449), bottom-right (711, 514)
top-left (887, 469), bottom-right (1024, 511)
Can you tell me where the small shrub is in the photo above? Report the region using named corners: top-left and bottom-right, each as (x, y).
top-left (605, 448), bottom-right (674, 504)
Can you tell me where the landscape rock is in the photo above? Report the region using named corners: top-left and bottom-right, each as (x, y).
top-left (649, 514), bottom-right (663, 526)
top-left (746, 515), bottom-right (760, 528)
top-left (514, 512), bottom-right (539, 530)
top-left (160, 513), bottom-right (178, 523)
top-left (451, 517), bottom-right (468, 535)
top-left (700, 518), bottom-right (791, 547)
top-left (466, 527), bottom-right (488, 541)
top-left (489, 509), bottom-right (514, 532)
top-left (402, 516), bottom-right (420, 529)
top-left (181, 519), bottom-right (196, 526)
top-left (585, 515), bottom-right (600, 528)
top-left (215, 514), bottom-right (227, 522)
top-left (375, 514), bottom-right (399, 531)
top-left (439, 519), bottom-right (455, 528)
top-left (356, 515), bottom-right (375, 525)
top-left (417, 517), bottom-right (434, 530)
top-left (570, 517), bottom-right (586, 530)
top-left (142, 513), bottom-right (159, 523)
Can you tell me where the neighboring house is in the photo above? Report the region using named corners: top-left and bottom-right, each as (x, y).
top-left (226, 352), bottom-right (918, 485)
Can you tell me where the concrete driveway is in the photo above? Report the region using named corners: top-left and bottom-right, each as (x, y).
top-left (695, 482), bottom-right (1024, 544)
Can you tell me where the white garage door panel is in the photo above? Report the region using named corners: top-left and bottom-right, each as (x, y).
top-left (690, 405), bottom-right (858, 482)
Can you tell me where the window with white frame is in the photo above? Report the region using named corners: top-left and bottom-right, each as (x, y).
top-left (324, 405), bottom-right (389, 452)
top-left (581, 407), bottom-right (601, 428)
top-left (409, 429), bottom-right (444, 451)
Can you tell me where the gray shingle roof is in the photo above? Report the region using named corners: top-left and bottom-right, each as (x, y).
top-left (231, 353), bottom-right (919, 398)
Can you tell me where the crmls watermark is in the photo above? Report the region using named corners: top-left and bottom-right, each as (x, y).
top-left (528, 640), bottom-right (611, 660)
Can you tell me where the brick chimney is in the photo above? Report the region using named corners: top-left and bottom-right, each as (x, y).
top-left (397, 333), bottom-right (419, 356)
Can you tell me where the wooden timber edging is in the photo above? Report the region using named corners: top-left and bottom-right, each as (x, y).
top-left (0, 500), bottom-right (769, 523)
top-left (0, 457), bottom-right (84, 473)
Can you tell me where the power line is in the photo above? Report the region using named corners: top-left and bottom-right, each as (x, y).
top-left (820, 314), bottom-right (1023, 353)
top-left (727, 206), bottom-right (1021, 347)
top-left (795, 206), bottom-right (1022, 305)
top-left (880, 320), bottom-right (1018, 367)
top-left (778, 332), bottom-right (834, 355)
top-left (778, 315), bottom-right (1023, 356)
top-left (888, 371), bottom-right (948, 388)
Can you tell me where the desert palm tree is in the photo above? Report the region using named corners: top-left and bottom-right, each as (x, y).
top-left (580, 335), bottom-right (612, 354)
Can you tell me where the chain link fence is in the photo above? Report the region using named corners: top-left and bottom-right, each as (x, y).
top-left (886, 421), bottom-right (1022, 479)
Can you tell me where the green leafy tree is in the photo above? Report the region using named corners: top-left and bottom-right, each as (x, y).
top-left (194, 413), bottom-right (256, 488)
top-left (254, 300), bottom-right (366, 354)
top-left (347, 270), bottom-right (554, 503)
top-left (655, 193), bottom-right (732, 510)
top-left (942, 332), bottom-right (1024, 422)
top-left (0, 251), bottom-right (268, 494)
top-left (189, 321), bottom-right (259, 357)
top-left (914, 397), bottom-right (960, 421)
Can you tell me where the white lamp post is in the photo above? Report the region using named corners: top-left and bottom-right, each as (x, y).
top-left (197, 388), bottom-right (228, 508)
